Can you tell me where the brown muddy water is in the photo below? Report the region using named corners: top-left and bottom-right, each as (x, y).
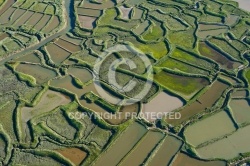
top-left (45, 43), bottom-right (71, 64)
top-left (55, 39), bottom-right (82, 53)
top-left (26, 12), bottom-right (44, 26)
top-left (78, 15), bottom-right (97, 29)
top-left (0, 33), bottom-right (10, 40)
top-left (119, 131), bottom-right (164, 166)
top-left (16, 63), bottom-right (57, 84)
top-left (93, 122), bottom-right (148, 166)
top-left (166, 80), bottom-right (229, 125)
top-left (198, 42), bottom-right (241, 70)
top-left (11, 9), bottom-right (26, 23)
top-left (14, 11), bottom-right (35, 27)
top-left (0, 7), bottom-right (15, 24)
top-left (56, 148), bottom-right (87, 166)
top-left (60, 35), bottom-right (82, 45)
top-left (80, 0), bottom-right (115, 9)
top-left (34, 14), bottom-right (51, 30)
top-left (172, 153), bottom-right (226, 166)
top-left (15, 52), bottom-right (41, 63)
top-left (231, 90), bottom-right (248, 98)
top-left (77, 8), bottom-right (101, 17)
top-left (43, 16), bottom-right (60, 33)
top-left (132, 7), bottom-right (143, 19)
top-left (67, 67), bottom-right (93, 83)
top-left (148, 135), bottom-right (183, 166)
top-left (0, 0), bottom-right (15, 16)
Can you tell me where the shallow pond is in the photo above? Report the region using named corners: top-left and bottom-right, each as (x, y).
top-left (236, 0), bottom-right (250, 12)
top-left (21, 90), bottom-right (71, 142)
top-left (118, 6), bottom-right (132, 19)
top-left (166, 80), bottom-right (229, 125)
top-left (34, 15), bottom-right (51, 30)
top-left (184, 111), bottom-right (236, 147)
top-left (55, 39), bottom-right (82, 53)
top-left (197, 125), bottom-right (250, 160)
top-left (16, 52), bottom-right (41, 63)
top-left (93, 122), bottom-right (147, 166)
top-left (45, 43), bottom-right (71, 64)
top-left (68, 67), bottom-right (93, 84)
top-left (142, 91), bottom-right (183, 122)
top-left (14, 11), bottom-right (34, 27)
top-left (26, 12), bottom-right (44, 26)
top-left (172, 153), bottom-right (226, 166)
top-left (198, 42), bottom-right (241, 70)
top-left (148, 136), bottom-right (183, 166)
top-left (56, 148), bottom-right (87, 165)
top-left (0, 0), bottom-right (15, 16)
top-left (16, 63), bottom-right (57, 84)
top-left (78, 15), bottom-right (97, 29)
top-left (229, 99), bottom-right (250, 125)
top-left (43, 16), bottom-right (60, 33)
top-left (120, 131), bottom-right (164, 166)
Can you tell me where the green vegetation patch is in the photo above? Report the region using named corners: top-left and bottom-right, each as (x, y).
top-left (142, 20), bottom-right (165, 41)
top-left (154, 70), bottom-right (209, 97)
top-left (168, 29), bottom-right (196, 49)
top-left (45, 5), bottom-right (55, 15)
top-left (157, 58), bottom-right (210, 76)
top-left (20, 0), bottom-right (36, 9)
top-left (170, 48), bottom-right (216, 72)
top-left (230, 19), bottom-right (250, 39)
top-left (208, 37), bottom-right (241, 61)
top-left (245, 68), bottom-right (250, 84)
top-left (46, 109), bottom-right (77, 140)
top-left (133, 40), bottom-right (169, 59)
top-left (97, 8), bottom-right (139, 30)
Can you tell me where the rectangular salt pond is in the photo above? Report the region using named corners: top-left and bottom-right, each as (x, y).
top-left (197, 125), bottom-right (250, 160)
top-left (184, 111), bottom-right (236, 147)
top-left (142, 91), bottom-right (183, 122)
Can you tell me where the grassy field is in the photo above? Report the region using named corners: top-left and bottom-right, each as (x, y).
top-left (154, 70), bottom-right (209, 98)
top-left (245, 68), bottom-right (250, 84)
top-left (158, 58), bottom-right (210, 76)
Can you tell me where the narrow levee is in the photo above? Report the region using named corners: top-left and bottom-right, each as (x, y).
top-left (0, 0), bottom-right (75, 65)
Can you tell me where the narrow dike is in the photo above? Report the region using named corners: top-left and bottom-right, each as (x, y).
top-left (0, 0), bottom-right (74, 65)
